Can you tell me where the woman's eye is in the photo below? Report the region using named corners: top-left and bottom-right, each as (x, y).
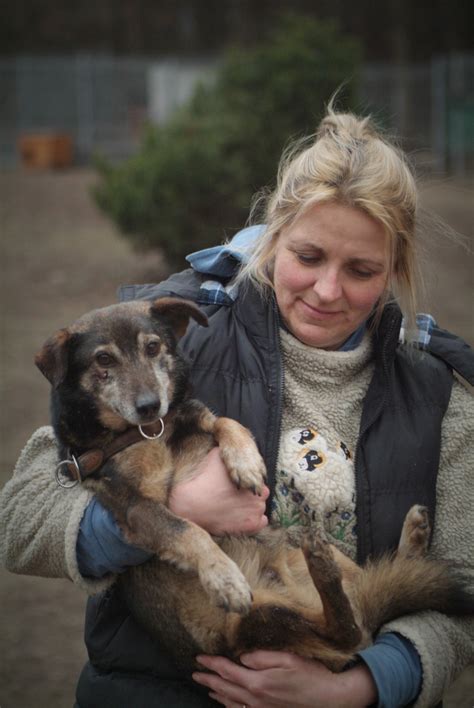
top-left (146, 341), bottom-right (160, 357)
top-left (297, 253), bottom-right (320, 265)
top-left (351, 269), bottom-right (375, 279)
top-left (96, 352), bottom-right (115, 367)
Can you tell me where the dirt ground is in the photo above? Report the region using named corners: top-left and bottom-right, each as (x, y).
top-left (0, 169), bottom-right (473, 707)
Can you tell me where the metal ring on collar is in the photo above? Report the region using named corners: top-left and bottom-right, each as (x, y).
top-left (55, 455), bottom-right (80, 488)
top-left (139, 418), bottom-right (165, 440)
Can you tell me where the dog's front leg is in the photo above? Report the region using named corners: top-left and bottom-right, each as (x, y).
top-left (122, 498), bottom-right (253, 614)
top-left (190, 402), bottom-right (267, 495)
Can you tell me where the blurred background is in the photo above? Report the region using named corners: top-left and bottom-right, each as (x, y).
top-left (1, 2), bottom-right (473, 706)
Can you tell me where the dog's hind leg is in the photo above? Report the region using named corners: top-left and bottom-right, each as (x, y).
top-left (302, 528), bottom-right (362, 649)
top-left (397, 505), bottom-right (431, 559)
top-left (231, 533), bottom-right (362, 666)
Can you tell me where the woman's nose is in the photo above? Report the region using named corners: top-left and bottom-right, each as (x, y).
top-left (312, 268), bottom-right (343, 302)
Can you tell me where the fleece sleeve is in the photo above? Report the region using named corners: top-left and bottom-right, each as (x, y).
top-left (381, 379), bottom-right (474, 707)
top-left (77, 496), bottom-right (153, 578)
top-left (0, 426), bottom-right (114, 595)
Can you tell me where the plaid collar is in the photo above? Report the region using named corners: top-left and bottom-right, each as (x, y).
top-left (195, 279), bottom-right (238, 307)
top-left (399, 313), bottom-right (436, 348)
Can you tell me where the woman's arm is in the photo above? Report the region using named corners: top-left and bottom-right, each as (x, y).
top-left (0, 426), bottom-right (111, 594)
top-left (381, 378), bottom-right (474, 706)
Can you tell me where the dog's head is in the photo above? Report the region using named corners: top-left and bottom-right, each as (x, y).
top-left (35, 297), bottom-right (208, 435)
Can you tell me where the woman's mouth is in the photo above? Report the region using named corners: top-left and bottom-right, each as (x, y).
top-left (299, 299), bottom-right (343, 319)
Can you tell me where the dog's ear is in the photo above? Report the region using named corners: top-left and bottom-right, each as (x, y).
top-left (150, 297), bottom-right (208, 339)
top-left (35, 328), bottom-right (71, 387)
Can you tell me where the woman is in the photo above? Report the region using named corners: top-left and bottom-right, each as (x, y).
top-left (1, 109), bottom-right (473, 708)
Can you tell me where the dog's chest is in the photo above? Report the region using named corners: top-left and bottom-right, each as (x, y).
top-left (100, 441), bottom-right (175, 504)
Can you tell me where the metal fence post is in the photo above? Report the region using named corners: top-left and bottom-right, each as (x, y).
top-left (431, 56), bottom-right (447, 173)
top-left (449, 54), bottom-right (467, 177)
top-left (76, 54), bottom-right (94, 162)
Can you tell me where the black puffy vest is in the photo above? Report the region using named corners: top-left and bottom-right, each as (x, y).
top-left (76, 272), bottom-right (473, 707)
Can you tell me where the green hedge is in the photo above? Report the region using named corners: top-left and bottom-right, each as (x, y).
top-left (93, 15), bottom-right (362, 268)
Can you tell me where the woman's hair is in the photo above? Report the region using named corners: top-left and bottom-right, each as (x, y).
top-left (238, 106), bottom-right (422, 329)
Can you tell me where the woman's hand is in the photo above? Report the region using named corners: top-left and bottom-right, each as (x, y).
top-left (192, 651), bottom-right (378, 708)
top-left (168, 447), bottom-right (269, 536)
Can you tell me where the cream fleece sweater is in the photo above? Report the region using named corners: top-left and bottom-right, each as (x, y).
top-left (272, 331), bottom-right (374, 559)
top-left (0, 345), bottom-right (473, 706)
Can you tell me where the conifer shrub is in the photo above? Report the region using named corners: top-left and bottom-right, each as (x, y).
top-left (93, 15), bottom-right (361, 268)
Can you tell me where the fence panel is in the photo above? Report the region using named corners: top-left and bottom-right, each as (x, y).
top-left (0, 54), bottom-right (153, 165)
top-left (0, 54), bottom-right (472, 173)
top-left (360, 55), bottom-right (473, 174)
top-left (360, 63), bottom-right (432, 152)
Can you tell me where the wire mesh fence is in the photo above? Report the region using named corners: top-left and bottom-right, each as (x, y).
top-left (0, 54), bottom-right (151, 166)
top-left (0, 53), bottom-right (472, 173)
top-left (360, 55), bottom-right (473, 174)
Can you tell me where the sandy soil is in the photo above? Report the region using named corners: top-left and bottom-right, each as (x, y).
top-left (0, 169), bottom-right (472, 707)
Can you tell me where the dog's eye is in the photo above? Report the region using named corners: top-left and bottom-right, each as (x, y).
top-left (96, 352), bottom-right (115, 367)
top-left (146, 341), bottom-right (160, 357)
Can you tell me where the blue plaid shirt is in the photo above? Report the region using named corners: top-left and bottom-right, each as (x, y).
top-left (399, 313), bottom-right (436, 348)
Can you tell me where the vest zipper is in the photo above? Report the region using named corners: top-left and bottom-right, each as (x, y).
top-left (265, 299), bottom-right (284, 513)
top-left (354, 313), bottom-right (397, 564)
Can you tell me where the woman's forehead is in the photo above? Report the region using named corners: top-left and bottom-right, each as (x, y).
top-left (274, 207), bottom-right (392, 275)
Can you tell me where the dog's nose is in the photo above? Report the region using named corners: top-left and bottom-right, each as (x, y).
top-left (135, 394), bottom-right (161, 420)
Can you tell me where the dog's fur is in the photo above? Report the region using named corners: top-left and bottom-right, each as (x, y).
top-left (36, 297), bottom-right (474, 673)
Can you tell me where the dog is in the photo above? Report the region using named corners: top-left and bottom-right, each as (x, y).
top-left (35, 296), bottom-right (474, 674)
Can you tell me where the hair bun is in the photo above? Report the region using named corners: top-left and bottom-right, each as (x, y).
top-left (316, 111), bottom-right (374, 143)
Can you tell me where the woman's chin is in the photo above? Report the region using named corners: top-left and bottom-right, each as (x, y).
top-left (289, 323), bottom-right (347, 350)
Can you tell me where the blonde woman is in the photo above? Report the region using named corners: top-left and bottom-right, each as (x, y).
top-left (1, 110), bottom-right (473, 708)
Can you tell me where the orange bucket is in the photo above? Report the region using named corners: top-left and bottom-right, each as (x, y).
top-left (18, 133), bottom-right (74, 168)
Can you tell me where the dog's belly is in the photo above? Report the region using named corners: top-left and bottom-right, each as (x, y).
top-left (118, 530), bottom-right (327, 669)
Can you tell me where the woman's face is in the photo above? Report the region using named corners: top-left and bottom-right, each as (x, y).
top-left (273, 201), bottom-right (392, 350)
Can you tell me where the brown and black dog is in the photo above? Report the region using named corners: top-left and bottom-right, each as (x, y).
top-left (35, 297), bottom-right (474, 673)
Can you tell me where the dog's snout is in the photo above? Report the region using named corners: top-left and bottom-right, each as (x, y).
top-left (135, 393), bottom-right (161, 420)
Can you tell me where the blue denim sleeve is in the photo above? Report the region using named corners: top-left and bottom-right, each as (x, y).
top-left (76, 497), bottom-right (153, 578)
top-left (357, 632), bottom-right (422, 708)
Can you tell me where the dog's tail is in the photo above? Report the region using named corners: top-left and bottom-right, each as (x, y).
top-left (354, 554), bottom-right (474, 634)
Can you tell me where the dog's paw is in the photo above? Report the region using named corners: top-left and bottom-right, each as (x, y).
top-left (199, 557), bottom-right (253, 614)
top-left (214, 418), bottom-right (267, 495)
top-left (303, 525), bottom-right (330, 556)
top-left (285, 524), bottom-right (306, 548)
top-left (398, 505), bottom-right (431, 558)
top-left (302, 528), bottom-right (343, 586)
top-left (222, 442), bottom-right (267, 496)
